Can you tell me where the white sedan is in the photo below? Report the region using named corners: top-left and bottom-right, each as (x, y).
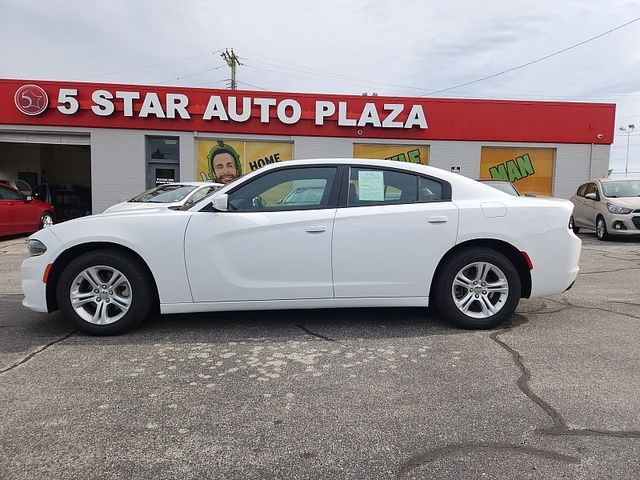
top-left (103, 181), bottom-right (222, 213)
top-left (22, 159), bottom-right (581, 335)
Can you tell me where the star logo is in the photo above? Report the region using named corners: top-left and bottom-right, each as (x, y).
top-left (14, 84), bottom-right (49, 116)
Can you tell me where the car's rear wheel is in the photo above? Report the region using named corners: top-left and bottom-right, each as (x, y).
top-left (434, 247), bottom-right (521, 329)
top-left (57, 250), bottom-right (154, 335)
top-left (40, 212), bottom-right (54, 229)
top-left (596, 216), bottom-right (609, 241)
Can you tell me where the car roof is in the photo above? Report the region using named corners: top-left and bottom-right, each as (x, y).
top-left (256, 158), bottom-right (465, 182)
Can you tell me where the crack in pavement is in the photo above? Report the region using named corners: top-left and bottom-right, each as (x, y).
top-left (522, 306), bottom-right (575, 315)
top-left (549, 298), bottom-right (640, 322)
top-left (397, 442), bottom-right (581, 476)
top-left (578, 267), bottom-right (640, 275)
top-left (294, 324), bottom-right (336, 342)
top-left (491, 312), bottom-right (640, 439)
top-left (490, 318), bottom-right (567, 431)
top-left (0, 330), bottom-right (75, 375)
top-left (608, 300), bottom-right (640, 308)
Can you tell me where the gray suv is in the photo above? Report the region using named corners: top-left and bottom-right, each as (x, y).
top-left (570, 178), bottom-right (640, 240)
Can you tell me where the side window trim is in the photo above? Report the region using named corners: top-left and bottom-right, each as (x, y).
top-left (337, 165), bottom-right (451, 208)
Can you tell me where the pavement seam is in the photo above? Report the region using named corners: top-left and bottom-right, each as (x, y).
top-left (0, 330), bottom-right (76, 375)
top-left (397, 442), bottom-right (581, 476)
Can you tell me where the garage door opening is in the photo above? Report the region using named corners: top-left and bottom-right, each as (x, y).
top-left (0, 142), bottom-right (91, 222)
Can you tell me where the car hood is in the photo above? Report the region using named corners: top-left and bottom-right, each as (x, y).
top-left (99, 204), bottom-right (174, 216)
top-left (605, 197), bottom-right (640, 209)
top-left (103, 201), bottom-right (180, 213)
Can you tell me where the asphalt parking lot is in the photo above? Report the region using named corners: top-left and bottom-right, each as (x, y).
top-left (1, 233), bottom-right (640, 479)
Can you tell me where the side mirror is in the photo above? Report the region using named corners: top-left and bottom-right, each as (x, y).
top-left (25, 195), bottom-right (33, 202)
top-left (211, 194), bottom-right (229, 211)
top-left (585, 192), bottom-right (597, 200)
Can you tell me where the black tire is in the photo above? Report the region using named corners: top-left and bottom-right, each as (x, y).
top-left (433, 247), bottom-right (521, 329)
top-left (596, 215), bottom-right (609, 241)
top-left (570, 216), bottom-right (580, 234)
top-left (56, 249), bottom-right (155, 335)
top-left (39, 211), bottom-right (54, 229)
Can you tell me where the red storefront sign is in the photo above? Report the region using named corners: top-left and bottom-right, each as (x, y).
top-left (0, 79), bottom-right (615, 144)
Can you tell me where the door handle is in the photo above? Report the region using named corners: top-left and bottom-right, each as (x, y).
top-left (428, 216), bottom-right (449, 224)
top-left (305, 225), bottom-right (327, 233)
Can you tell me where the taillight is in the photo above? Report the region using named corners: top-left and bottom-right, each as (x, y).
top-left (520, 251), bottom-right (533, 270)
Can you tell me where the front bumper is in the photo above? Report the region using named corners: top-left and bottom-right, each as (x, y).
top-left (21, 229), bottom-right (64, 313)
top-left (604, 214), bottom-right (640, 235)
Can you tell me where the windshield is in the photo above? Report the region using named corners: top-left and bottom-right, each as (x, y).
top-left (130, 185), bottom-right (197, 203)
top-left (481, 181), bottom-right (520, 196)
top-left (601, 180), bottom-right (640, 198)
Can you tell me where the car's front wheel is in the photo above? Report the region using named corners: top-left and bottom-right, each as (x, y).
top-left (434, 247), bottom-right (521, 329)
top-left (56, 250), bottom-right (155, 335)
top-left (596, 216), bottom-right (609, 241)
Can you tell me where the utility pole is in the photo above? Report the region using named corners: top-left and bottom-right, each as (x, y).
top-left (221, 49), bottom-right (242, 90)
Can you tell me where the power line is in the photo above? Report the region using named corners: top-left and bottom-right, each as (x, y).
top-left (244, 63), bottom-right (405, 91)
top-left (238, 51), bottom-right (424, 93)
top-left (188, 79), bottom-right (229, 87)
top-left (160, 65), bottom-right (226, 84)
top-left (235, 80), bottom-right (268, 91)
top-left (73, 52), bottom-right (214, 81)
top-left (421, 16), bottom-right (640, 97)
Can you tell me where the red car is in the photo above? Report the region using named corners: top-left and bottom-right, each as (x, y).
top-left (0, 183), bottom-right (55, 236)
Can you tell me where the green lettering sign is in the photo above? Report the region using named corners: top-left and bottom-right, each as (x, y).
top-left (489, 164), bottom-right (508, 180)
top-left (506, 160), bottom-right (521, 181)
top-left (516, 153), bottom-right (535, 177)
top-left (407, 148), bottom-right (421, 164)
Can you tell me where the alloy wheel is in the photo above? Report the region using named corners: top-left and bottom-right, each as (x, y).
top-left (69, 265), bottom-right (132, 325)
top-left (451, 261), bottom-right (509, 319)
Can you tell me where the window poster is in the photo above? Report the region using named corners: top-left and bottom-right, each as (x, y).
top-left (480, 147), bottom-right (555, 196)
top-left (197, 139), bottom-right (293, 184)
top-left (353, 144), bottom-right (429, 165)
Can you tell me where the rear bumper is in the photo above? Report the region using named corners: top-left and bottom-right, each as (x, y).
top-left (521, 227), bottom-right (581, 297)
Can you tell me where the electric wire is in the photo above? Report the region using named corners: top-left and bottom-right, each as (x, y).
top-left (160, 65), bottom-right (226, 84)
top-left (421, 16), bottom-right (640, 96)
top-left (73, 52), bottom-right (214, 81)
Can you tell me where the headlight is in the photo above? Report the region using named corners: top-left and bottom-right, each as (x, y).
top-left (27, 239), bottom-right (47, 256)
top-left (606, 203), bottom-right (633, 215)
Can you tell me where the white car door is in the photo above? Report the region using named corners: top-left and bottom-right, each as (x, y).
top-left (332, 166), bottom-right (458, 299)
top-left (184, 166), bottom-right (339, 303)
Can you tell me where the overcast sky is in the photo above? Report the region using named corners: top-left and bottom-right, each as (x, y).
top-left (1, 0), bottom-right (639, 174)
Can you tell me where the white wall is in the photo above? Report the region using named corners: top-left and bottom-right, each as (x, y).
top-left (90, 129), bottom-right (145, 213)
